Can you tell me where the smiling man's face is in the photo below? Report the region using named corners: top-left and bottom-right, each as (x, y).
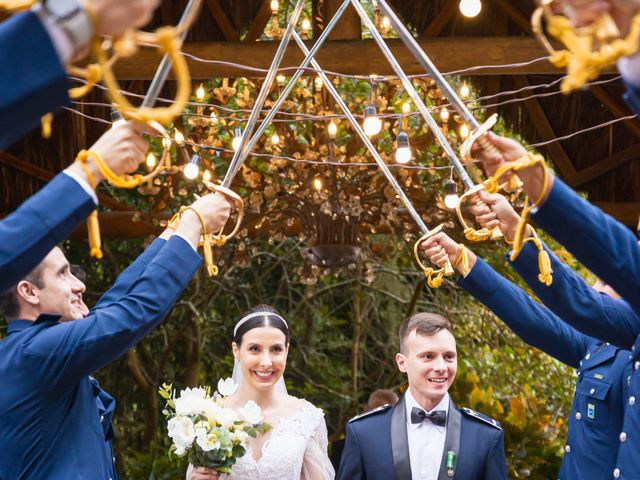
top-left (32, 247), bottom-right (87, 322)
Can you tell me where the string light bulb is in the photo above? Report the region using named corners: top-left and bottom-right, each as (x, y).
top-left (460, 83), bottom-right (470, 100)
top-left (232, 127), bottom-right (243, 151)
top-left (146, 152), bottom-right (157, 169)
top-left (271, 132), bottom-right (280, 145)
top-left (363, 104), bottom-right (382, 136)
top-left (162, 137), bottom-right (172, 150)
top-left (444, 180), bottom-right (459, 209)
top-left (460, 124), bottom-right (470, 139)
top-left (313, 177), bottom-right (323, 191)
top-left (276, 74), bottom-right (286, 87)
top-left (459, 0), bottom-right (482, 18)
top-left (184, 154), bottom-right (200, 180)
top-left (270, 0), bottom-right (279, 13)
top-left (440, 107), bottom-right (450, 123)
top-left (402, 102), bottom-right (411, 114)
top-left (210, 110), bottom-right (219, 124)
top-left (301, 18), bottom-right (311, 33)
top-left (174, 128), bottom-right (185, 145)
top-left (395, 131), bottom-right (411, 164)
top-left (314, 76), bottom-right (323, 91)
top-left (195, 83), bottom-right (205, 101)
top-left (203, 169), bottom-right (212, 182)
top-left (328, 120), bottom-right (337, 139)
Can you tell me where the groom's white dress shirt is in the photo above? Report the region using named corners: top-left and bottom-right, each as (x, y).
top-left (404, 389), bottom-right (450, 480)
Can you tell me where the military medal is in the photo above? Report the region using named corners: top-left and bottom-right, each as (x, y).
top-left (447, 450), bottom-right (456, 477)
top-left (588, 403), bottom-right (595, 419)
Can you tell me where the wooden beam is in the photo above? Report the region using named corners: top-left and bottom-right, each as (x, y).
top-left (513, 75), bottom-right (577, 178)
top-left (421, 1), bottom-right (458, 37)
top-left (324, 0), bottom-right (361, 41)
top-left (484, 7), bottom-right (509, 117)
top-left (0, 152), bottom-right (132, 212)
top-left (244, 0), bottom-right (272, 41)
top-left (113, 37), bottom-right (580, 79)
top-left (205, 0), bottom-right (239, 41)
top-left (589, 85), bottom-right (640, 139)
top-left (491, 0), bottom-right (532, 33)
top-left (566, 143), bottom-right (640, 187)
top-left (593, 202), bottom-right (640, 227)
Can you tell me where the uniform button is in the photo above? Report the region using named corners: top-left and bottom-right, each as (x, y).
top-left (635, 361), bottom-right (640, 370)
top-left (575, 412), bottom-right (582, 420)
top-left (100, 415), bottom-right (104, 422)
top-left (564, 445), bottom-right (571, 453)
top-left (629, 355), bottom-right (633, 361)
top-left (590, 388), bottom-right (595, 395)
top-left (585, 353), bottom-right (591, 360)
top-left (613, 468), bottom-right (620, 478)
top-left (620, 432), bottom-right (627, 442)
top-left (630, 396), bottom-right (636, 406)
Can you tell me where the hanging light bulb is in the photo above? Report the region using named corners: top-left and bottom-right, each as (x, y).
top-left (195, 83), bottom-right (205, 101)
top-left (395, 131), bottom-right (411, 164)
top-left (110, 108), bottom-right (126, 127)
top-left (381, 15), bottom-right (391, 32)
top-left (162, 137), bottom-right (172, 150)
top-left (146, 152), bottom-right (157, 169)
top-left (444, 180), bottom-right (459, 209)
top-left (184, 154), bottom-right (200, 180)
top-left (460, 83), bottom-right (470, 100)
top-left (314, 76), bottom-right (323, 91)
top-left (328, 120), bottom-right (338, 139)
top-left (313, 177), bottom-right (323, 191)
top-left (232, 127), bottom-right (243, 151)
top-left (460, 124), bottom-right (470, 140)
top-left (440, 107), bottom-right (450, 123)
top-left (301, 18), bottom-right (311, 33)
top-left (363, 104), bottom-right (382, 136)
top-left (270, 132), bottom-right (280, 145)
top-left (203, 169), bottom-right (212, 182)
top-left (174, 128), bottom-right (185, 145)
top-left (459, 0), bottom-right (482, 18)
top-left (270, 0), bottom-right (279, 13)
top-left (402, 102), bottom-right (411, 114)
top-left (276, 74), bottom-right (286, 87)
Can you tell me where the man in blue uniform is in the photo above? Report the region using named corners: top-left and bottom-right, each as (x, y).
top-left (472, 132), bottom-right (640, 479)
top-left (0, 191), bottom-right (231, 479)
top-left (421, 222), bottom-right (633, 479)
top-left (338, 312), bottom-right (507, 480)
top-left (0, 0), bottom-right (159, 148)
top-left (0, 120), bottom-right (151, 293)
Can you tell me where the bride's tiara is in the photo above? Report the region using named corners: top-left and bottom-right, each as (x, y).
top-left (233, 311), bottom-right (289, 337)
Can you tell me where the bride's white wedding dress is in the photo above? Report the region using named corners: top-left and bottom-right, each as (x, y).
top-left (187, 398), bottom-right (335, 480)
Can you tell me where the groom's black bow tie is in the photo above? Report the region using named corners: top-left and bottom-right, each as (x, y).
top-left (411, 407), bottom-right (447, 427)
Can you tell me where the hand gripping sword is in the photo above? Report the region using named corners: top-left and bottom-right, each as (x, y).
top-left (375, 0), bottom-right (506, 241)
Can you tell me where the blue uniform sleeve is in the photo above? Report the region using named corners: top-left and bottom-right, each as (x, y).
top-left (624, 80), bottom-right (640, 115)
top-left (93, 237), bottom-right (167, 310)
top-left (458, 258), bottom-right (593, 368)
top-left (20, 236), bottom-right (201, 391)
top-left (337, 422), bottom-right (365, 480)
top-left (511, 242), bottom-right (639, 349)
top-left (0, 173), bottom-right (95, 293)
top-left (532, 178), bottom-right (640, 315)
top-left (0, 11), bottom-right (70, 149)
top-left (483, 430), bottom-right (507, 480)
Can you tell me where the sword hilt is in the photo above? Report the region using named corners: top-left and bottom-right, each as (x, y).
top-left (202, 181), bottom-right (244, 243)
top-left (455, 185), bottom-right (503, 242)
top-left (413, 225), bottom-right (455, 288)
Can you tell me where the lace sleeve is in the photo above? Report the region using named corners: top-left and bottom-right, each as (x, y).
top-left (301, 415), bottom-right (335, 480)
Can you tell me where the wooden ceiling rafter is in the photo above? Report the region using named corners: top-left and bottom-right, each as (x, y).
top-left (589, 85), bottom-right (640, 140)
top-left (245, 0), bottom-right (274, 42)
top-left (205, 0), bottom-right (240, 41)
top-left (490, 0), bottom-right (532, 33)
top-left (566, 143), bottom-right (640, 188)
top-left (421, 1), bottom-right (458, 38)
top-left (484, 7), bottom-right (509, 117)
top-left (513, 75), bottom-right (577, 178)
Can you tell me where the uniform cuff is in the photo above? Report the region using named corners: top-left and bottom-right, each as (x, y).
top-left (63, 170), bottom-right (98, 205)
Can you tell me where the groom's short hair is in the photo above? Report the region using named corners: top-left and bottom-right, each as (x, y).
top-left (399, 312), bottom-right (452, 354)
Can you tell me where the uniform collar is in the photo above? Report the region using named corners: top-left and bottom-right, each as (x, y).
top-left (7, 314), bottom-right (62, 334)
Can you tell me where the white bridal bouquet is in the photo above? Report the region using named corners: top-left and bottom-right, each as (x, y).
top-left (159, 378), bottom-right (271, 474)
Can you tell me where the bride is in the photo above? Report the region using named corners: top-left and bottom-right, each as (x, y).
top-left (187, 305), bottom-right (335, 480)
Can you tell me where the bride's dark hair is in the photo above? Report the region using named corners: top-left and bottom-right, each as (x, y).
top-left (233, 304), bottom-right (291, 346)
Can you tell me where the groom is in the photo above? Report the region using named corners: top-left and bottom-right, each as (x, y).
top-left (337, 312), bottom-right (507, 480)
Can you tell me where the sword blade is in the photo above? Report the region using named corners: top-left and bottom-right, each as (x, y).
top-left (141, 0), bottom-right (202, 109)
top-left (376, 0), bottom-right (479, 131)
top-left (291, 30), bottom-right (430, 236)
top-left (222, 0), bottom-right (352, 187)
top-left (221, 0), bottom-right (306, 188)
top-left (351, 0), bottom-right (474, 190)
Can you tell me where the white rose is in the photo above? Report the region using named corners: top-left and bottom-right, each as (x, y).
top-left (217, 377), bottom-right (238, 397)
top-left (239, 400), bottom-right (263, 425)
top-left (231, 429), bottom-right (250, 444)
top-left (196, 427), bottom-right (221, 452)
top-left (216, 406), bottom-right (240, 428)
top-left (174, 396), bottom-right (206, 416)
top-left (167, 416), bottom-right (196, 453)
top-left (180, 387), bottom-right (208, 399)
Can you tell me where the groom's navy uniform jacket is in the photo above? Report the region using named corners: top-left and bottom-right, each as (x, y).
top-left (529, 177), bottom-right (640, 479)
top-left (0, 173), bottom-right (96, 293)
top-left (0, 236), bottom-right (200, 479)
top-left (0, 11), bottom-right (71, 149)
top-left (337, 395), bottom-right (506, 480)
top-left (458, 251), bottom-right (630, 480)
